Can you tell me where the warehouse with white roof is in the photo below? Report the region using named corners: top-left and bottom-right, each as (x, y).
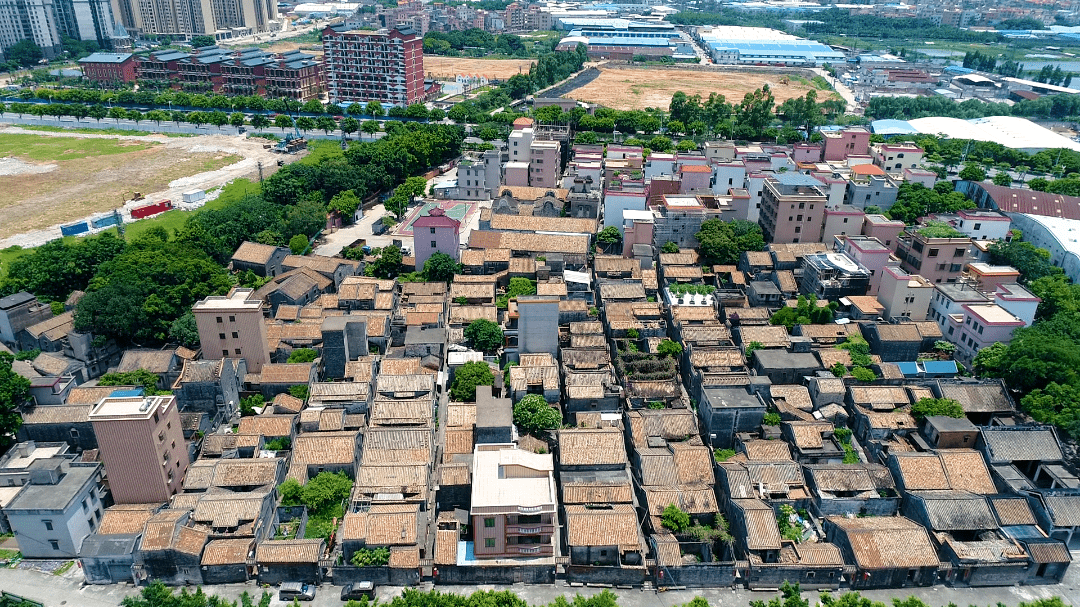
top-left (871, 116), bottom-right (1080, 153)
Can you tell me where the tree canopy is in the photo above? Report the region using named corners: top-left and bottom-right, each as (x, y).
top-left (422, 252), bottom-right (460, 283)
top-left (450, 361), bottom-right (495, 402)
top-left (0, 353), bottom-right (30, 456)
top-left (512, 394), bottom-right (562, 436)
top-left (695, 219), bottom-right (764, 265)
top-left (464, 319), bottom-right (503, 353)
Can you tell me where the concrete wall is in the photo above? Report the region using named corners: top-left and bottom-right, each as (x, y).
top-left (82, 553), bottom-right (136, 585)
top-left (257, 562), bottom-right (321, 585)
top-left (18, 421), bottom-right (96, 451)
top-left (656, 562), bottom-right (737, 588)
top-left (202, 562), bottom-right (250, 585)
top-left (335, 565), bottom-right (420, 586)
top-left (747, 564), bottom-right (843, 590)
top-left (434, 564), bottom-right (555, 584)
top-left (566, 564), bottom-right (648, 585)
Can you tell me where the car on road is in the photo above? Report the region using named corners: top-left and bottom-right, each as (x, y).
top-left (341, 581), bottom-right (376, 601)
top-left (279, 582), bottom-right (316, 601)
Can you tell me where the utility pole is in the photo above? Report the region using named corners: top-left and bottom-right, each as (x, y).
top-left (257, 161), bottom-right (264, 183)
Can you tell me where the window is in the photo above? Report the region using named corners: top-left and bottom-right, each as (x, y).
top-left (231, 332), bottom-right (238, 339)
top-left (928, 248), bottom-right (939, 257)
top-left (70, 429), bottom-right (79, 439)
top-left (153, 413), bottom-right (159, 424)
top-left (978, 325), bottom-right (984, 334)
top-left (954, 248), bottom-right (966, 257)
top-left (49, 540), bottom-right (59, 551)
top-left (799, 202), bottom-right (805, 209)
top-left (950, 264), bottom-right (962, 272)
top-left (158, 431), bottom-right (165, 442)
top-left (228, 316), bottom-right (235, 322)
top-left (843, 218), bottom-right (848, 223)
top-left (44, 520), bottom-right (53, 531)
top-left (485, 538), bottom-right (496, 548)
top-left (431, 241), bottom-right (437, 248)
top-left (973, 223), bottom-right (981, 230)
top-left (809, 205), bottom-right (814, 210)
top-left (216, 316), bottom-right (222, 323)
top-left (219, 333), bottom-right (226, 340)
top-left (948, 326), bottom-right (954, 335)
top-left (430, 227), bottom-right (436, 234)
top-left (795, 226), bottom-right (802, 233)
top-left (484, 518), bottom-right (495, 528)
top-left (222, 350), bottom-right (229, 357)
top-left (234, 348), bottom-right (241, 355)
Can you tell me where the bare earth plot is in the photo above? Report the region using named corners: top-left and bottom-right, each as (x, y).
top-left (0, 130), bottom-right (241, 240)
top-left (423, 56), bottom-right (536, 80)
top-left (564, 66), bottom-right (822, 111)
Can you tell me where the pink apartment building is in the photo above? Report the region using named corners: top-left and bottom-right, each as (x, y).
top-left (413, 207), bottom-right (461, 269)
top-left (951, 303), bottom-right (1024, 363)
top-left (90, 394), bottom-right (189, 504)
top-left (838, 235), bottom-right (893, 295)
top-left (823, 127), bottom-right (870, 161)
top-left (758, 174), bottom-right (829, 244)
top-left (862, 214), bottom-right (905, 251)
top-left (470, 444), bottom-right (556, 558)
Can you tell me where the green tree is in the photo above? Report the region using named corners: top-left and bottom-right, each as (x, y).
top-left (190, 35), bottom-right (215, 48)
top-left (661, 503), bottom-right (690, 532)
top-left (274, 114), bottom-right (294, 130)
top-left (288, 384), bottom-right (309, 401)
top-left (450, 361), bottom-right (494, 402)
top-left (7, 40), bottom-right (43, 67)
top-left (497, 277), bottom-right (536, 308)
top-left (745, 341), bottom-right (764, 359)
top-left (350, 547), bottom-right (390, 567)
top-left (1021, 382), bottom-right (1080, 437)
top-left (340, 117), bottom-right (359, 138)
top-left (295, 116), bottom-right (316, 133)
top-left (239, 394), bottom-right (263, 417)
top-left (910, 397), bottom-right (964, 419)
top-left (368, 245), bottom-right (402, 279)
top-left (249, 113), bottom-right (270, 130)
top-left (851, 367), bottom-right (876, 381)
top-left (365, 101), bottom-right (384, 117)
top-left (696, 219), bottom-right (764, 265)
top-left (287, 348), bottom-right (318, 363)
top-left (596, 226), bottom-right (623, 247)
top-left (316, 116), bottom-right (337, 135)
top-left (512, 394), bottom-right (562, 436)
top-left (328, 190), bottom-right (362, 221)
top-left (360, 120), bottom-right (380, 136)
top-left (661, 241), bottom-right (680, 254)
top-left (298, 470), bottom-right (352, 512)
top-left (169, 312), bottom-right (199, 348)
top-left (229, 112), bottom-right (246, 128)
top-left (992, 171), bottom-right (1012, 186)
top-left (959, 164), bottom-right (987, 181)
top-left (0, 352), bottom-right (30, 455)
top-left (464, 319), bottom-right (503, 352)
top-left (422, 252), bottom-right (459, 283)
top-left (657, 338), bottom-right (683, 358)
top-left (288, 234), bottom-right (309, 255)
top-left (120, 580), bottom-right (240, 607)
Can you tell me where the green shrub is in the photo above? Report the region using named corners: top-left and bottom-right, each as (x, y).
top-left (763, 412), bottom-right (781, 426)
top-left (911, 397), bottom-right (964, 419)
top-left (350, 546), bottom-right (390, 567)
top-left (287, 348), bottom-right (318, 363)
top-left (851, 367), bottom-right (877, 382)
top-left (661, 503), bottom-right (690, 533)
top-left (713, 448), bottom-right (736, 463)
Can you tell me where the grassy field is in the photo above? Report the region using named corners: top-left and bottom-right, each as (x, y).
top-left (19, 125), bottom-right (193, 137)
top-left (565, 66), bottom-right (831, 111)
top-left (0, 132), bottom-right (240, 239)
top-left (0, 133), bottom-right (156, 161)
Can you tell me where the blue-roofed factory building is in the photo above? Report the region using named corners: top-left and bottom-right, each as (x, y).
top-left (555, 18), bottom-right (696, 60)
top-left (694, 26), bottom-right (845, 66)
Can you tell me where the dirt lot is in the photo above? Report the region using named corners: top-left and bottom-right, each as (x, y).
top-left (423, 56), bottom-right (535, 80)
top-left (564, 66), bottom-right (824, 111)
top-left (263, 40), bottom-right (322, 56)
top-left (0, 128), bottom-right (282, 243)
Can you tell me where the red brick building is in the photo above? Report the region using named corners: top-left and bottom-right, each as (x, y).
top-left (137, 47), bottom-right (324, 101)
top-left (78, 53), bottom-right (139, 84)
top-left (322, 25), bottom-right (424, 106)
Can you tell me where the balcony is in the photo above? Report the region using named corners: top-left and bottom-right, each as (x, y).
top-left (505, 524), bottom-right (554, 535)
top-left (511, 544), bottom-right (553, 555)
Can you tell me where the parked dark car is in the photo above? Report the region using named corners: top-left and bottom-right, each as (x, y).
top-left (341, 581), bottom-right (375, 601)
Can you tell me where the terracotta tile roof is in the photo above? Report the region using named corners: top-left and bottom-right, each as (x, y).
top-left (232, 241), bottom-right (281, 265)
top-left (361, 428), bottom-right (432, 465)
top-left (739, 325), bottom-right (790, 349)
top-left (117, 349), bottom-right (175, 374)
top-left (732, 499), bottom-right (783, 551)
top-left (140, 509), bottom-right (188, 551)
top-left (990, 497), bottom-right (1037, 526)
top-left (439, 463), bottom-right (470, 486)
top-left (256, 539), bottom-right (324, 563)
top-left (20, 404), bottom-right (90, 424)
top-left (174, 526), bottom-right (208, 556)
top-left (389, 545), bottom-right (420, 568)
top-left (272, 393), bottom-right (304, 414)
top-left (827, 515), bottom-right (939, 569)
top-left (893, 453), bottom-right (949, 490)
top-left (771, 385), bottom-right (812, 410)
top-left (340, 503), bottom-right (419, 545)
top-left (443, 428), bottom-right (474, 460)
top-left (292, 431), bottom-right (358, 466)
top-left (643, 485), bottom-right (718, 517)
top-left (259, 363), bottom-right (313, 385)
top-left (489, 213), bottom-right (596, 234)
top-left (742, 439), bottom-right (792, 461)
top-left (236, 414), bottom-right (296, 438)
top-left (938, 449), bottom-right (996, 495)
top-left (202, 538), bottom-right (254, 566)
top-left (558, 428), bottom-right (626, 467)
top-left (565, 504), bottom-right (640, 550)
top-left (97, 504), bottom-right (161, 535)
top-left (435, 529), bottom-right (459, 565)
top-left (561, 480), bottom-right (634, 505)
top-left (671, 441), bottom-right (714, 485)
top-left (68, 385), bottom-right (128, 405)
top-left (191, 491), bottom-right (271, 528)
top-left (785, 421), bottom-right (833, 449)
top-left (445, 403), bottom-right (476, 428)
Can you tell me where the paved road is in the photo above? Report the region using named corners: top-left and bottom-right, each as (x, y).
top-left (1, 561), bottom-right (1076, 607)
